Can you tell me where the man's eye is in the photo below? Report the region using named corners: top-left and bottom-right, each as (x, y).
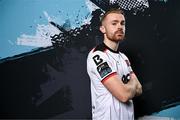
top-left (112, 23), bottom-right (116, 25)
top-left (121, 21), bottom-right (125, 25)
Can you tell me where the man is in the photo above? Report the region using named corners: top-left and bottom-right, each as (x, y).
top-left (87, 8), bottom-right (142, 120)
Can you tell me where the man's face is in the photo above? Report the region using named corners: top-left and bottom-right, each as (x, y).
top-left (100, 13), bottom-right (126, 42)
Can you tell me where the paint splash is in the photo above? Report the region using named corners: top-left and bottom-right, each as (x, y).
top-left (17, 24), bottom-right (59, 47)
top-left (17, 11), bottom-right (60, 47)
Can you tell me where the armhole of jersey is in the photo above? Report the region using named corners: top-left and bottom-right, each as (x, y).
top-left (101, 72), bottom-right (117, 84)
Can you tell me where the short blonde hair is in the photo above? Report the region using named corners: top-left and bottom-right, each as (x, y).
top-left (100, 8), bottom-right (125, 25)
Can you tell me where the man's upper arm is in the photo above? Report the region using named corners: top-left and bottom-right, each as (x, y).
top-left (88, 51), bottom-right (117, 82)
top-left (130, 72), bottom-right (143, 96)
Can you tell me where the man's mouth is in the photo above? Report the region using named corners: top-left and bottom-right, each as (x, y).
top-left (116, 32), bottom-right (124, 36)
top-left (115, 31), bottom-right (124, 35)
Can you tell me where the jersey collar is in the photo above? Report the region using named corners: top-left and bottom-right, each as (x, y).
top-left (103, 42), bottom-right (119, 54)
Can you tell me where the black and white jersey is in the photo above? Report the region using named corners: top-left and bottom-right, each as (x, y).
top-left (87, 43), bottom-right (134, 120)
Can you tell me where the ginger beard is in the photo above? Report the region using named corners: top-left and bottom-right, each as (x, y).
top-left (107, 29), bottom-right (125, 42)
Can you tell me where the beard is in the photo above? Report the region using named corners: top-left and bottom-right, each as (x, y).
top-left (107, 30), bottom-right (125, 42)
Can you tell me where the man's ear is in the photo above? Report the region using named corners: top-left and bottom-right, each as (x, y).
top-left (99, 25), bottom-right (105, 33)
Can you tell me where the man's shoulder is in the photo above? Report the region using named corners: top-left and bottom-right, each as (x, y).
top-left (119, 52), bottom-right (129, 60)
top-left (87, 43), bottom-right (110, 66)
top-left (87, 43), bottom-right (107, 58)
top-left (93, 43), bottom-right (107, 53)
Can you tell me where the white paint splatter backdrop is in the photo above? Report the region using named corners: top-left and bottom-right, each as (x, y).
top-left (0, 0), bottom-right (95, 59)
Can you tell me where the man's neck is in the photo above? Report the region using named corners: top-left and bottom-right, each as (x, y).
top-left (103, 39), bottom-right (119, 52)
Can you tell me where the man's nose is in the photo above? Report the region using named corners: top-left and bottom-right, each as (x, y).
top-left (117, 23), bottom-right (122, 29)
top-left (117, 24), bottom-right (123, 30)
